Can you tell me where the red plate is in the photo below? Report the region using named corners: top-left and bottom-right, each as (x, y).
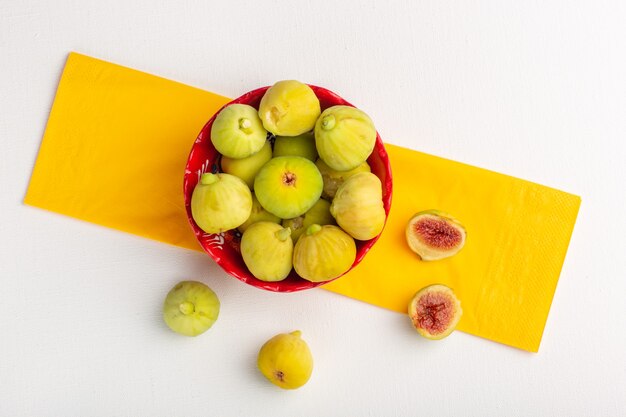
top-left (183, 85), bottom-right (393, 292)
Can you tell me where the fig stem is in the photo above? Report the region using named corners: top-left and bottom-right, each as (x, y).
top-left (275, 227), bottom-right (292, 242)
top-left (200, 173), bottom-right (219, 185)
top-left (238, 117), bottom-right (252, 133)
top-left (321, 115), bottom-right (336, 130)
top-left (179, 301), bottom-right (195, 315)
top-left (306, 224), bottom-right (322, 236)
top-left (290, 330), bottom-right (302, 338)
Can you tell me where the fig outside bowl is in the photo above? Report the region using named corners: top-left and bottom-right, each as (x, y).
top-left (183, 85), bottom-right (393, 292)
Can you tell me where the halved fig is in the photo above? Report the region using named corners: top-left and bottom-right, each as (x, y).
top-left (408, 284), bottom-right (462, 340)
top-left (405, 210), bottom-right (466, 261)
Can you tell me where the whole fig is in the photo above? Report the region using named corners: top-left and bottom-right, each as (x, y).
top-left (330, 172), bottom-right (385, 240)
top-left (211, 104), bottom-right (267, 159)
top-left (258, 80), bottom-right (321, 136)
top-left (257, 330), bottom-right (313, 390)
top-left (293, 224), bottom-right (356, 282)
top-left (191, 173), bottom-right (252, 233)
top-left (314, 105), bottom-right (376, 171)
top-left (241, 222), bottom-right (293, 282)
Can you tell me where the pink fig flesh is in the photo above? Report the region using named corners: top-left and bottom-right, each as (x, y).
top-left (405, 210), bottom-right (466, 261)
top-left (408, 284), bottom-right (462, 340)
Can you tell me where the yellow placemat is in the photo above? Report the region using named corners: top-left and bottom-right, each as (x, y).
top-left (25, 53), bottom-right (230, 248)
top-left (25, 52), bottom-right (581, 352)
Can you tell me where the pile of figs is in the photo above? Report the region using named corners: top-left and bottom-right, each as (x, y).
top-left (191, 80), bottom-right (386, 284)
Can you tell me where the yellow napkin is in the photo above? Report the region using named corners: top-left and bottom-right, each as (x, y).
top-left (26, 53), bottom-right (230, 249)
top-left (25, 52), bottom-right (581, 352)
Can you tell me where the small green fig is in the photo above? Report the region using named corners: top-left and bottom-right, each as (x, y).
top-left (221, 141), bottom-right (272, 189)
top-left (314, 105), bottom-right (376, 171)
top-left (241, 222), bottom-right (294, 282)
top-left (293, 224), bottom-right (356, 282)
top-left (258, 80), bottom-right (321, 136)
top-left (330, 172), bottom-right (385, 240)
top-left (273, 132), bottom-right (318, 161)
top-left (191, 173), bottom-right (252, 233)
top-left (163, 281), bottom-right (220, 337)
top-left (211, 104), bottom-right (268, 159)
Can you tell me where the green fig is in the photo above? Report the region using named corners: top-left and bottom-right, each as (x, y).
top-left (293, 224), bottom-right (356, 282)
top-left (221, 141), bottom-right (272, 189)
top-left (257, 330), bottom-right (313, 390)
top-left (258, 80), bottom-right (321, 136)
top-left (273, 132), bottom-right (318, 161)
top-left (163, 281), bottom-right (220, 337)
top-left (330, 172), bottom-right (385, 240)
top-left (191, 173), bottom-right (252, 233)
top-left (211, 104), bottom-right (267, 159)
top-left (315, 105), bottom-right (376, 171)
top-left (254, 156), bottom-right (323, 219)
top-left (241, 222), bottom-right (294, 282)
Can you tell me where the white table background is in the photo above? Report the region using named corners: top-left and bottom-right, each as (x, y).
top-left (1, 1), bottom-right (625, 416)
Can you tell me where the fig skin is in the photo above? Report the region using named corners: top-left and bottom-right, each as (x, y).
top-left (163, 281), bottom-right (220, 337)
top-left (314, 105), bottom-right (376, 171)
top-left (211, 104), bottom-right (268, 159)
top-left (191, 173), bottom-right (252, 234)
top-left (330, 172), bottom-right (386, 241)
top-left (238, 193), bottom-right (281, 233)
top-left (405, 210), bottom-right (466, 261)
top-left (273, 132), bottom-right (318, 162)
top-left (293, 224), bottom-right (356, 282)
top-left (408, 284), bottom-right (462, 340)
top-left (315, 158), bottom-right (371, 200)
top-left (258, 80), bottom-right (321, 136)
top-left (241, 222), bottom-right (294, 282)
top-left (257, 330), bottom-right (313, 390)
top-left (282, 198), bottom-right (335, 243)
top-left (254, 156), bottom-right (323, 219)
top-left (221, 141), bottom-right (272, 189)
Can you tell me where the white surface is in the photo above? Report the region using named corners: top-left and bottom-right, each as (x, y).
top-left (1, 1), bottom-right (625, 416)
